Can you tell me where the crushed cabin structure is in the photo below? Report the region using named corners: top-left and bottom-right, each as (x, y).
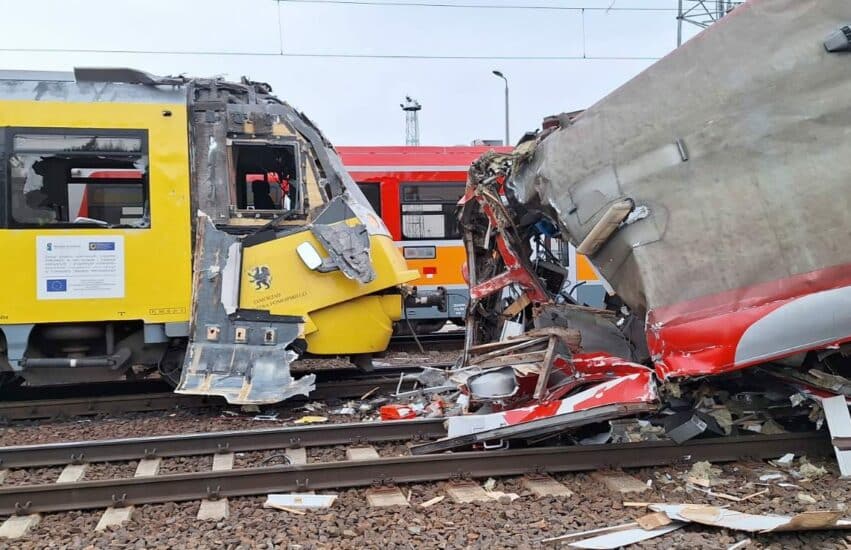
top-left (416, 0), bottom-right (851, 455)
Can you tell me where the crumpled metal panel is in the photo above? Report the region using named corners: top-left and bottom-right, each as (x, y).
top-left (313, 222), bottom-right (375, 283)
top-left (176, 215), bottom-right (315, 404)
top-left (189, 108), bottom-right (230, 224)
top-left (509, 0), bottom-right (851, 377)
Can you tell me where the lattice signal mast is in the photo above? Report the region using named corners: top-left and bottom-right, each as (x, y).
top-left (677, 1), bottom-right (743, 46)
top-left (401, 96), bottom-right (422, 146)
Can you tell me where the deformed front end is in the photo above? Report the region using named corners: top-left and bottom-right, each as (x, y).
top-left (476, 0), bottom-right (851, 382)
top-left (177, 213), bottom-right (314, 404)
top-left (172, 76), bottom-right (417, 404)
top-left (410, 0), bottom-right (851, 455)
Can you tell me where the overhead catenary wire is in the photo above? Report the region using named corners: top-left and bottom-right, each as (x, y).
top-left (0, 47), bottom-right (660, 61)
top-left (0, 0), bottom-right (673, 61)
top-left (274, 0), bottom-right (678, 12)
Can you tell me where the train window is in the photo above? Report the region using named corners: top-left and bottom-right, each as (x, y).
top-left (400, 183), bottom-right (464, 240)
top-left (232, 142), bottom-right (301, 213)
top-left (7, 130), bottom-right (149, 229)
top-left (357, 182), bottom-right (382, 215)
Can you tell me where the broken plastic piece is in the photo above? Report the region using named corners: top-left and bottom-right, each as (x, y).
top-left (379, 404), bottom-right (418, 421)
top-left (264, 494), bottom-right (337, 510)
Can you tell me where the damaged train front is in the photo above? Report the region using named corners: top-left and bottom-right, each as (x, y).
top-left (176, 77), bottom-right (418, 404)
top-left (439, 0), bottom-right (851, 449)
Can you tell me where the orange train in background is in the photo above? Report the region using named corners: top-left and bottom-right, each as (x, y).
top-left (337, 146), bottom-right (608, 333)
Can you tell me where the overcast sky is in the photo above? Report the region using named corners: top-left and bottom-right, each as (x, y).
top-left (0, 0), bottom-right (705, 145)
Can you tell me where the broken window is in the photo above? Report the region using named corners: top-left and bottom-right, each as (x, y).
top-left (7, 130), bottom-right (149, 228)
top-left (231, 141), bottom-right (300, 212)
top-left (400, 183), bottom-right (464, 240)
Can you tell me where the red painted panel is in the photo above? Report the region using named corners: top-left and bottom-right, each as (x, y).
top-left (648, 263), bottom-right (851, 379)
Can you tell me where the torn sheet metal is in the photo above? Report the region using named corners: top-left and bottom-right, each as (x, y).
top-left (502, 0), bottom-right (851, 379)
top-left (312, 221), bottom-right (374, 283)
top-left (545, 352), bottom-right (654, 402)
top-left (534, 304), bottom-right (636, 362)
top-left (649, 504), bottom-right (851, 533)
top-left (410, 372), bottom-right (658, 454)
top-left (567, 522), bottom-right (684, 549)
top-left (411, 401), bottom-right (656, 454)
top-left (176, 215), bottom-right (315, 404)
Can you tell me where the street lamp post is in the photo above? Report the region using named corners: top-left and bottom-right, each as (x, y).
top-left (492, 70), bottom-right (510, 146)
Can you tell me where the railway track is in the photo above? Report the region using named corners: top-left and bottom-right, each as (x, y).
top-left (0, 423), bottom-right (832, 515)
top-left (0, 364), bottom-right (453, 422)
top-left (388, 330), bottom-right (465, 352)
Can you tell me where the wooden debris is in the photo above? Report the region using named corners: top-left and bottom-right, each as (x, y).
top-left (636, 512), bottom-right (673, 530)
top-left (420, 495), bottom-right (445, 508)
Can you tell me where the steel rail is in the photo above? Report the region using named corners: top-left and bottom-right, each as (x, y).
top-left (0, 366), bottom-right (448, 422)
top-left (388, 331), bottom-right (465, 351)
top-left (0, 393), bottom-right (217, 423)
top-left (0, 432), bottom-right (830, 515)
top-left (0, 419), bottom-right (448, 468)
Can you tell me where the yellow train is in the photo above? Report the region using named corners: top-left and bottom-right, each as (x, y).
top-left (0, 68), bottom-right (418, 403)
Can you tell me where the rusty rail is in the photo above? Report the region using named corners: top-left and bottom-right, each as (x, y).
top-left (0, 432), bottom-right (830, 515)
top-left (0, 419), bottom-right (449, 469)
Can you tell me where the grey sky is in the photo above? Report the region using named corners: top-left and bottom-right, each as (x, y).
top-left (0, 0), bottom-right (703, 145)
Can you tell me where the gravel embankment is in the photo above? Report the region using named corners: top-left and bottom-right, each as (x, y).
top-left (2, 455), bottom-right (849, 549)
top-left (0, 426), bottom-right (851, 550)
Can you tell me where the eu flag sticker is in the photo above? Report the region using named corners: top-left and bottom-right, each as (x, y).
top-left (88, 242), bottom-right (116, 251)
top-left (46, 279), bottom-right (68, 292)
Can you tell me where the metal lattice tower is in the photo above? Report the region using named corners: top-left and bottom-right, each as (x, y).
top-left (677, 1), bottom-right (743, 46)
top-left (400, 96), bottom-right (422, 146)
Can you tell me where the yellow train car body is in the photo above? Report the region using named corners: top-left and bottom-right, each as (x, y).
top-left (240, 225), bottom-right (414, 353)
top-left (0, 69), bottom-right (417, 402)
top-left (0, 100), bottom-right (192, 329)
